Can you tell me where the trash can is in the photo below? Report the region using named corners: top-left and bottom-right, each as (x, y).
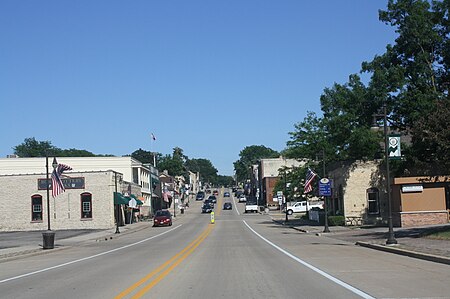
top-left (181, 208), bottom-right (184, 214)
top-left (42, 230), bottom-right (55, 249)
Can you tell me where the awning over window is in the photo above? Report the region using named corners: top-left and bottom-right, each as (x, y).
top-left (114, 192), bottom-right (129, 205)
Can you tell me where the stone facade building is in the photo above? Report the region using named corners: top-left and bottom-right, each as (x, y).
top-left (0, 171), bottom-right (120, 231)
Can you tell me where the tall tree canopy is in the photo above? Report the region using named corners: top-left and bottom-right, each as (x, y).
top-left (234, 145), bottom-right (279, 182)
top-left (286, 0), bottom-right (450, 175)
top-left (185, 158), bottom-right (218, 184)
top-left (14, 137), bottom-right (104, 157)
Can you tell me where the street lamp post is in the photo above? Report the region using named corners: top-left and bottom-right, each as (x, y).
top-left (114, 172), bottom-right (120, 234)
top-left (321, 149), bottom-right (330, 233)
top-left (284, 169), bottom-right (288, 224)
top-left (372, 104), bottom-right (397, 245)
top-left (43, 156), bottom-right (57, 249)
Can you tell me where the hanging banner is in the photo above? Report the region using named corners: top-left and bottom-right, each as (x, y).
top-left (388, 134), bottom-right (401, 159)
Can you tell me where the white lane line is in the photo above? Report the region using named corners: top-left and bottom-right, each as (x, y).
top-left (0, 225), bottom-right (182, 284)
top-left (233, 196), bottom-right (240, 216)
top-left (243, 220), bottom-right (376, 299)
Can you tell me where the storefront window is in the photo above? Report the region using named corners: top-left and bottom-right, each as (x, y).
top-left (31, 195), bottom-right (43, 221)
top-left (367, 188), bottom-right (380, 215)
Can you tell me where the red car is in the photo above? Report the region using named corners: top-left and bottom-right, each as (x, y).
top-left (153, 210), bottom-right (172, 227)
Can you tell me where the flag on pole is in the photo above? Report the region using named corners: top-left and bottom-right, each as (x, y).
top-left (51, 163), bottom-right (73, 198)
top-left (304, 168), bottom-right (317, 194)
top-left (151, 133), bottom-right (156, 141)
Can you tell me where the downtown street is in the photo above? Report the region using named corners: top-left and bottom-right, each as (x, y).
top-left (0, 190), bottom-right (449, 299)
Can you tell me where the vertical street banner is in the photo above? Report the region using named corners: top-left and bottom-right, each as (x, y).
top-left (388, 134), bottom-right (401, 159)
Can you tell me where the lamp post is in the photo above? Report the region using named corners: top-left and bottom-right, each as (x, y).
top-left (43, 156), bottom-right (57, 249)
top-left (284, 169), bottom-right (288, 224)
top-left (321, 149), bottom-right (330, 233)
top-left (173, 179), bottom-right (177, 218)
top-left (372, 104), bottom-right (397, 245)
top-left (114, 172), bottom-right (120, 234)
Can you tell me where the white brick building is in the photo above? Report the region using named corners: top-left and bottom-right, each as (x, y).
top-left (0, 171), bottom-right (119, 231)
top-left (0, 156), bottom-right (156, 217)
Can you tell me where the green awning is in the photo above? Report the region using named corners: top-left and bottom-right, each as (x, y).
top-left (136, 199), bottom-right (143, 205)
top-left (114, 192), bottom-right (129, 205)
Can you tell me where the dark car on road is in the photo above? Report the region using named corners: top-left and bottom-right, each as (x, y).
top-left (204, 198), bottom-right (214, 207)
top-left (153, 210), bottom-right (172, 227)
top-left (224, 192), bottom-right (230, 197)
top-left (208, 195), bottom-right (217, 203)
top-left (223, 202), bottom-right (232, 210)
top-left (202, 203), bottom-right (213, 213)
top-left (196, 191), bottom-right (205, 201)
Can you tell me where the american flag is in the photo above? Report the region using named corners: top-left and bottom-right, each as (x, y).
top-left (304, 168), bottom-right (317, 194)
top-left (151, 133), bottom-right (156, 141)
top-left (51, 163), bottom-right (72, 198)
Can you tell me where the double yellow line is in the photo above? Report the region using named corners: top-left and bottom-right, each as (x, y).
top-left (114, 224), bottom-right (214, 299)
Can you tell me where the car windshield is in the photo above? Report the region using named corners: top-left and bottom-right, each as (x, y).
top-left (155, 211), bottom-right (170, 217)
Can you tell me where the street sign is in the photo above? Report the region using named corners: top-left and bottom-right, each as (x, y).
top-left (319, 178), bottom-right (332, 197)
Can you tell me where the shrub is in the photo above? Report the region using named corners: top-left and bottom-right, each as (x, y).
top-left (328, 216), bottom-right (345, 226)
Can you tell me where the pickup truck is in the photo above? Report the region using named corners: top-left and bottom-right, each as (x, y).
top-left (285, 201), bottom-right (323, 215)
top-left (245, 198), bottom-right (258, 213)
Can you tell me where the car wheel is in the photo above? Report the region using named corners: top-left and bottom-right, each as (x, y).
top-left (287, 209), bottom-right (293, 215)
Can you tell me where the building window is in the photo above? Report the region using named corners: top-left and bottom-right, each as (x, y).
top-left (31, 195), bottom-right (43, 221)
top-left (367, 188), bottom-right (380, 215)
top-left (81, 193), bottom-right (92, 219)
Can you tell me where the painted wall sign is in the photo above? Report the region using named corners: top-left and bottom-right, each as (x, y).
top-left (38, 177), bottom-right (85, 190)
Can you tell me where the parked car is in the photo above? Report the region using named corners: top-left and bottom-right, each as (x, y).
top-left (153, 210), bottom-right (172, 227)
top-left (224, 192), bottom-right (230, 197)
top-left (285, 201), bottom-right (323, 215)
top-left (223, 202), bottom-right (232, 210)
top-left (202, 203), bottom-right (213, 213)
top-left (208, 195), bottom-right (217, 203)
top-left (196, 191), bottom-right (205, 201)
top-left (238, 195), bottom-right (247, 203)
top-left (213, 190), bottom-right (219, 196)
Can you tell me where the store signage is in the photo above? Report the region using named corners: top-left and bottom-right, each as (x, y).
top-left (401, 185), bottom-right (423, 193)
top-left (38, 177), bottom-right (85, 190)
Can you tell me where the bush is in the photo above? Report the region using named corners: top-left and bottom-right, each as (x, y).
top-left (328, 216), bottom-right (345, 226)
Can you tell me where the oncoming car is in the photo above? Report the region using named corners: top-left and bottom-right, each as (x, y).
top-left (153, 210), bottom-right (172, 227)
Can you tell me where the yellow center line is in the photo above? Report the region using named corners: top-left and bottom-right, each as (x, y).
top-left (131, 224), bottom-right (214, 298)
top-left (114, 224), bottom-right (213, 299)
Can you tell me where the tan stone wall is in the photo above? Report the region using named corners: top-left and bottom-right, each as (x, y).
top-left (400, 212), bottom-right (449, 227)
top-left (0, 171), bottom-right (116, 231)
top-left (330, 161), bottom-right (381, 222)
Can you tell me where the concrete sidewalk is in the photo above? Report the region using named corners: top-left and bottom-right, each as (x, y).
top-left (270, 212), bottom-right (450, 265)
top-left (0, 220), bottom-right (154, 262)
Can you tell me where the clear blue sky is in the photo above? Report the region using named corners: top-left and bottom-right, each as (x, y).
top-left (0, 1), bottom-right (396, 176)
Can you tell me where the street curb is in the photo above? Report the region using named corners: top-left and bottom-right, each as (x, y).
top-left (271, 217), bottom-right (450, 265)
top-left (355, 241), bottom-right (450, 265)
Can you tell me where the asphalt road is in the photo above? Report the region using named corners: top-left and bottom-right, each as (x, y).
top-left (0, 191), bottom-right (449, 299)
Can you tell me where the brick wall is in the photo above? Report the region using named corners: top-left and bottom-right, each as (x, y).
top-left (399, 211), bottom-right (449, 227)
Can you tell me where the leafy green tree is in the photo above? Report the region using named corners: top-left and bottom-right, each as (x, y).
top-left (131, 148), bottom-right (156, 164)
top-left (216, 175), bottom-right (234, 187)
top-left (14, 138), bottom-right (57, 157)
top-left (233, 145), bottom-right (279, 182)
top-left (360, 0), bottom-right (450, 174)
top-left (157, 147), bottom-right (187, 177)
top-left (185, 158), bottom-right (218, 184)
